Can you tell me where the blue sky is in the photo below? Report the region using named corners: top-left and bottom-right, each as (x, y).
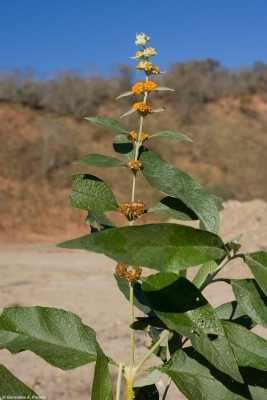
top-left (1, 0), bottom-right (267, 77)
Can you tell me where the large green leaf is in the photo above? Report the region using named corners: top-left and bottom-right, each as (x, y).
top-left (0, 365), bottom-right (39, 398)
top-left (244, 252), bottom-right (267, 296)
top-left (57, 224), bottom-right (226, 272)
top-left (159, 347), bottom-right (267, 400)
top-left (149, 131), bottom-right (193, 141)
top-left (0, 307), bottom-right (98, 370)
top-left (85, 117), bottom-right (129, 134)
top-left (74, 154), bottom-right (126, 168)
top-left (231, 279), bottom-right (267, 328)
top-left (113, 134), bottom-right (135, 162)
top-left (133, 384), bottom-right (159, 400)
top-left (142, 273), bottom-right (242, 382)
top-left (85, 211), bottom-right (116, 232)
top-left (215, 301), bottom-right (256, 330)
top-left (147, 197), bottom-right (198, 221)
top-left (114, 276), bottom-right (153, 315)
top-left (91, 348), bottom-right (114, 400)
top-left (69, 174), bottom-right (118, 212)
top-left (222, 321), bottom-right (267, 371)
top-left (139, 147), bottom-right (221, 234)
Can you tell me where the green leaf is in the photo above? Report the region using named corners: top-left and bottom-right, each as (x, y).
top-left (244, 252), bottom-right (267, 296)
top-left (69, 174), bottom-right (118, 212)
top-left (159, 347), bottom-right (267, 400)
top-left (113, 134), bottom-right (135, 162)
top-left (57, 224), bottom-right (226, 272)
top-left (0, 307), bottom-right (98, 370)
top-left (139, 147), bottom-right (221, 234)
top-left (116, 90), bottom-right (133, 99)
top-left (168, 331), bottom-right (183, 355)
top-left (85, 117), bottom-right (129, 134)
top-left (222, 321), bottom-right (267, 371)
top-left (133, 384), bottom-right (159, 400)
top-left (149, 131), bottom-right (193, 142)
top-left (74, 154), bottom-right (126, 168)
top-left (134, 369), bottom-right (161, 388)
top-left (147, 197), bottom-right (198, 221)
top-left (85, 211), bottom-right (116, 232)
top-left (142, 273), bottom-right (242, 382)
top-left (91, 348), bottom-right (114, 400)
top-left (231, 279), bottom-right (267, 328)
top-left (215, 301), bottom-right (256, 329)
top-left (0, 365), bottom-right (39, 398)
top-left (114, 276), bottom-right (153, 315)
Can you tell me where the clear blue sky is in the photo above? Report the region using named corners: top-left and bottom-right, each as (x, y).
top-left (1, 0), bottom-right (267, 77)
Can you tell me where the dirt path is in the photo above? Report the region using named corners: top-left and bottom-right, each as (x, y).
top-left (1, 200), bottom-right (267, 399)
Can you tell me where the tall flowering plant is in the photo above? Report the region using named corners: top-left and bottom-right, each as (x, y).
top-left (1, 33), bottom-right (267, 400)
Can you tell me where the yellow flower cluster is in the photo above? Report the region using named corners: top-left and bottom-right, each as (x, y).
top-left (143, 81), bottom-right (158, 92)
top-left (115, 262), bottom-right (142, 282)
top-left (132, 81), bottom-right (158, 95)
top-left (132, 82), bottom-right (144, 95)
top-left (118, 200), bottom-right (146, 220)
top-left (127, 131), bottom-right (149, 142)
top-left (132, 102), bottom-right (153, 115)
top-left (127, 160), bottom-right (143, 170)
top-left (136, 61), bottom-right (160, 75)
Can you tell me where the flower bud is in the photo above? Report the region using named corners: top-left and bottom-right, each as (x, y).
top-left (135, 33), bottom-right (150, 47)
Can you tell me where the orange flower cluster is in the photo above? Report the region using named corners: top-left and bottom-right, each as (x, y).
top-left (115, 262), bottom-right (142, 282)
top-left (143, 81), bottom-right (158, 92)
top-left (132, 102), bottom-right (153, 115)
top-left (132, 81), bottom-right (158, 95)
top-left (136, 62), bottom-right (160, 75)
top-left (127, 131), bottom-right (138, 140)
top-left (127, 160), bottom-right (142, 170)
top-left (127, 131), bottom-right (149, 142)
top-left (132, 82), bottom-right (144, 95)
top-left (118, 200), bottom-right (146, 220)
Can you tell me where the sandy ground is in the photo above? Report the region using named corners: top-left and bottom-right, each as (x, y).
top-left (1, 199), bottom-right (267, 399)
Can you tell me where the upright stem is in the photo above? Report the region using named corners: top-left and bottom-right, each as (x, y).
top-left (116, 363), bottom-right (124, 400)
top-left (129, 283), bottom-right (135, 369)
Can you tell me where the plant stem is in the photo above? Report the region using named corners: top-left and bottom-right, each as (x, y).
top-left (116, 363), bottom-right (124, 400)
top-left (129, 282), bottom-right (135, 370)
top-left (199, 254), bottom-right (231, 292)
top-left (162, 377), bottom-right (172, 400)
top-left (135, 330), bottom-right (169, 373)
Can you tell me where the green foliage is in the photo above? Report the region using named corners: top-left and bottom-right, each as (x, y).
top-left (69, 174), bottom-right (118, 212)
top-left (85, 117), bottom-right (129, 134)
top-left (149, 131), bottom-right (193, 141)
top-left (0, 307), bottom-right (98, 370)
top-left (57, 223), bottom-right (225, 271)
top-left (139, 146), bottom-right (222, 233)
top-left (0, 365), bottom-right (39, 398)
top-left (74, 154), bottom-right (126, 168)
top-left (142, 273), bottom-right (242, 382)
top-left (231, 279), bottom-right (267, 328)
top-left (159, 347), bottom-right (267, 400)
top-left (2, 33), bottom-right (267, 400)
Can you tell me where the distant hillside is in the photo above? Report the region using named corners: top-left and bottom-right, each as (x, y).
top-left (1, 61), bottom-right (267, 242)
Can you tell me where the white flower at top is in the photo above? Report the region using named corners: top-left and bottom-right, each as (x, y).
top-left (135, 33), bottom-right (150, 47)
